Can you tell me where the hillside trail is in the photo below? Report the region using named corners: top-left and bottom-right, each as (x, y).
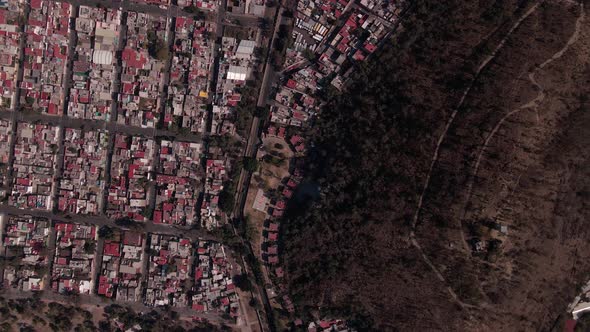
top-left (459, 1), bottom-right (585, 248)
top-left (407, 0), bottom-right (544, 310)
top-left (410, 0), bottom-right (544, 248)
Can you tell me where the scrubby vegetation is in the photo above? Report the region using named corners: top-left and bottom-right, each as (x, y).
top-left (281, 0), bottom-right (590, 330)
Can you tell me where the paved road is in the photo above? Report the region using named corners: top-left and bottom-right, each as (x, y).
top-left (228, 1), bottom-right (286, 332)
top-left (232, 0), bottom-right (283, 217)
top-left (224, 12), bottom-right (262, 27)
top-left (47, 0), bottom-right (188, 19)
top-left (44, 0), bottom-right (262, 27)
top-left (0, 204), bottom-right (219, 241)
top-left (0, 110), bottom-right (203, 142)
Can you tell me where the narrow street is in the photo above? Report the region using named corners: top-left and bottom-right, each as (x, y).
top-left (0, 110), bottom-right (204, 141)
top-left (3, 0), bottom-right (30, 193)
top-left (49, 4), bottom-right (79, 213)
top-left (43, 227), bottom-right (57, 291)
top-left (0, 204), bottom-right (219, 241)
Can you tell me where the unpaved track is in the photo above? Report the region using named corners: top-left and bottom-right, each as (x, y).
top-left (459, 1), bottom-right (586, 246)
top-left (407, 1), bottom-right (544, 308)
top-left (410, 0), bottom-right (544, 236)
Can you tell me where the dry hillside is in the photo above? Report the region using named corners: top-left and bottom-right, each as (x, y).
top-left (281, 0), bottom-right (590, 330)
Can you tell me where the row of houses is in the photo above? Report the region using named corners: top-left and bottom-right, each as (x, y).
top-left (179, 0), bottom-right (217, 10)
top-left (98, 230), bottom-right (144, 302)
top-left (154, 140), bottom-right (203, 225)
top-left (1, 215), bottom-right (50, 291)
top-left (0, 0), bottom-right (23, 111)
top-left (191, 241), bottom-right (238, 315)
top-left (0, 119), bottom-right (12, 189)
top-left (58, 128), bottom-right (108, 215)
top-left (145, 234), bottom-right (192, 306)
top-left (52, 222), bottom-right (97, 294)
top-left (271, 75), bottom-right (318, 128)
top-left (68, 6), bottom-right (121, 121)
top-left (145, 234), bottom-right (238, 314)
top-left (107, 134), bottom-right (156, 221)
top-left (201, 159), bottom-right (227, 229)
top-left (9, 122), bottom-right (59, 210)
top-left (261, 174), bottom-right (300, 267)
top-left (164, 17), bottom-right (212, 134)
top-left (118, 11), bottom-right (168, 128)
top-left (20, 0), bottom-right (70, 115)
top-left (294, 0), bottom-right (347, 51)
top-left (317, 8), bottom-right (391, 89)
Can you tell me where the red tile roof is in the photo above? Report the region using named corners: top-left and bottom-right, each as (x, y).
top-left (103, 242), bottom-right (121, 257)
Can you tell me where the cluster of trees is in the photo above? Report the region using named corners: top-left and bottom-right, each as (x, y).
top-left (101, 304), bottom-right (230, 331)
top-left (183, 5), bottom-right (207, 20)
top-left (0, 297), bottom-right (97, 332)
top-left (147, 30), bottom-right (170, 61)
top-left (242, 156), bottom-right (259, 172)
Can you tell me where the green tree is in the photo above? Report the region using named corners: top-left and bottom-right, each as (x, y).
top-left (242, 157), bottom-right (259, 172)
top-left (98, 226), bottom-right (114, 239)
top-left (218, 190), bottom-right (235, 214)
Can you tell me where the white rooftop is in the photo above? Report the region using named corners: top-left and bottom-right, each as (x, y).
top-left (92, 50), bottom-right (113, 65)
top-left (236, 40), bottom-right (256, 56)
top-left (227, 65), bottom-right (248, 81)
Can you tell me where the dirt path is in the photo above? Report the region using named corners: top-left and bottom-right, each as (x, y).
top-left (459, 1), bottom-right (586, 245)
top-left (410, 237), bottom-right (480, 309)
top-left (407, 0), bottom-right (544, 309)
top-left (410, 0), bottom-right (544, 244)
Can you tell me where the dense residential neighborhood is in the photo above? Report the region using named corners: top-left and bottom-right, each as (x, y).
top-left (0, 216), bottom-right (241, 318)
top-left (0, 0), bottom-right (22, 111)
top-left (0, 0), bottom-right (405, 328)
top-left (21, 0), bottom-right (70, 115)
top-left (97, 230), bottom-right (145, 301)
top-left (10, 123), bottom-right (59, 211)
top-left (51, 221), bottom-right (97, 294)
top-left (154, 140), bottom-right (203, 225)
top-left (107, 134), bottom-right (156, 221)
top-left (69, 6), bottom-right (121, 120)
top-left (1, 215), bottom-right (50, 291)
top-left (58, 128), bottom-right (108, 214)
